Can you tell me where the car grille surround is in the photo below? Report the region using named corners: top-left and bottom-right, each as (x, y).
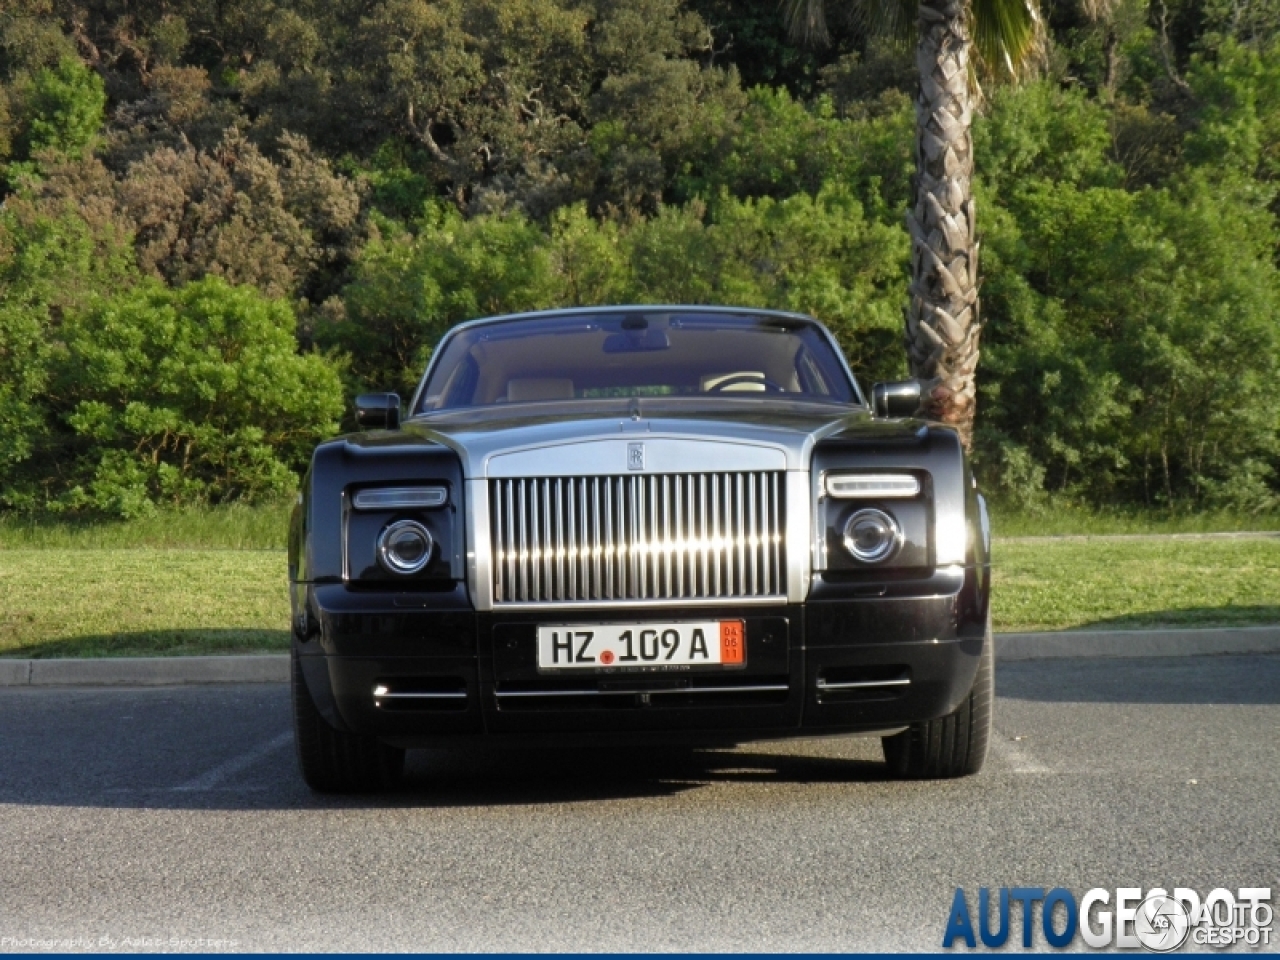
top-left (489, 471), bottom-right (786, 604)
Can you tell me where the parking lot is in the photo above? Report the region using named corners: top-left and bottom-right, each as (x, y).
top-left (1, 654), bottom-right (1277, 952)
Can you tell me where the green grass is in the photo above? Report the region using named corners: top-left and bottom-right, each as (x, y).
top-left (1, 505), bottom-right (1279, 658)
top-left (0, 501), bottom-right (293, 550)
top-left (990, 502), bottom-right (1280, 538)
top-left (0, 549), bottom-right (288, 658)
top-left (993, 537), bottom-right (1280, 632)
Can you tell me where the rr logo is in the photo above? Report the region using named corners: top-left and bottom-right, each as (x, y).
top-left (627, 442), bottom-right (645, 470)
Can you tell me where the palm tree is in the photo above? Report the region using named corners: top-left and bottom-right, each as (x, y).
top-left (786, 0), bottom-right (1042, 448)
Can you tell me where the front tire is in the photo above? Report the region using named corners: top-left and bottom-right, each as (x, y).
top-left (292, 652), bottom-right (405, 793)
top-left (882, 623), bottom-right (993, 779)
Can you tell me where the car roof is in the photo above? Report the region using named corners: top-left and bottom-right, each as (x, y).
top-left (439, 304), bottom-right (825, 333)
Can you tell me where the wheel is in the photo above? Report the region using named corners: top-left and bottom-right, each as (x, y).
top-left (882, 622), bottom-right (993, 779)
top-left (291, 651), bottom-right (405, 793)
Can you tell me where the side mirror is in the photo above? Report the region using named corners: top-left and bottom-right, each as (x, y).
top-left (872, 380), bottom-right (921, 418)
top-left (354, 393), bottom-right (401, 430)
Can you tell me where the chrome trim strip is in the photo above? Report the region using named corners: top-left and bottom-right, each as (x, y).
top-left (816, 676), bottom-right (911, 691)
top-left (373, 691), bottom-right (468, 700)
top-left (489, 595), bottom-right (786, 612)
top-left (466, 477), bottom-right (493, 610)
top-left (494, 683), bottom-right (790, 699)
top-left (785, 470), bottom-right (811, 603)
top-left (486, 436), bottom-right (787, 478)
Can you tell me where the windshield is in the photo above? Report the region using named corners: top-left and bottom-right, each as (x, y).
top-left (416, 310), bottom-right (860, 412)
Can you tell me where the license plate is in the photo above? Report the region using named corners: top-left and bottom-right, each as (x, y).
top-left (536, 621), bottom-right (745, 671)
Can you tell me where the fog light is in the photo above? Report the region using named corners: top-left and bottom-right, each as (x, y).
top-left (377, 519), bottom-right (434, 575)
top-left (842, 508), bottom-right (903, 563)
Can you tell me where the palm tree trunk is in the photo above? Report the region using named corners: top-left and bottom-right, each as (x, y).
top-left (905, 0), bottom-right (981, 448)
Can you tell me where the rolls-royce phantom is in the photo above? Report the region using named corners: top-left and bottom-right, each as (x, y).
top-left (288, 306), bottom-right (993, 791)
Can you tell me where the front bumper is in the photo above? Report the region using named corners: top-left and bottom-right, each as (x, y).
top-left (295, 577), bottom-right (987, 748)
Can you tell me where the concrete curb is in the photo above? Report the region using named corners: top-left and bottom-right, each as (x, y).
top-left (2, 655), bottom-right (288, 687)
top-left (1, 626), bottom-right (1278, 686)
top-left (996, 625), bottom-right (1280, 661)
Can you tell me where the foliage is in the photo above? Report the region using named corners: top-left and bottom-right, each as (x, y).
top-left (323, 189), bottom-right (907, 395)
top-left (7, 56), bottom-right (106, 174)
top-left (974, 79), bottom-right (1280, 510)
top-left (0, 1), bottom-right (1277, 516)
top-left (27, 278), bottom-right (343, 517)
top-left (0, 192), bottom-right (136, 485)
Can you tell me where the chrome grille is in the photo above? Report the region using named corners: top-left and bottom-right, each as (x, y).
top-left (490, 472), bottom-right (786, 604)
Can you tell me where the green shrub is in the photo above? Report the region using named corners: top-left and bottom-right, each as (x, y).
top-left (43, 278), bottom-right (344, 517)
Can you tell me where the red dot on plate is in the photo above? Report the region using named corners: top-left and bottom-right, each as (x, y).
top-left (600, 650), bottom-right (615, 665)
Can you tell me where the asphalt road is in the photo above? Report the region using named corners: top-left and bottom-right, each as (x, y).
top-left (0, 655), bottom-right (1277, 952)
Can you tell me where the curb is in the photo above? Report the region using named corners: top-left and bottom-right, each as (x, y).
top-left (996, 625), bottom-right (1280, 661)
top-left (1, 626), bottom-right (1278, 686)
top-left (0, 655), bottom-right (288, 687)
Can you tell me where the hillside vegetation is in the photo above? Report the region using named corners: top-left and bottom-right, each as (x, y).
top-left (1, 0), bottom-right (1278, 517)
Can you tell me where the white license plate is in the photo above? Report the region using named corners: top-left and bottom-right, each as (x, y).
top-left (536, 620), bottom-right (745, 671)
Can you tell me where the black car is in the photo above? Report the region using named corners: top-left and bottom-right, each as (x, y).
top-left (289, 307), bottom-right (993, 791)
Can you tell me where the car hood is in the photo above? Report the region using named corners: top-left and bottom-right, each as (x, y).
top-left (392, 397), bottom-right (929, 477)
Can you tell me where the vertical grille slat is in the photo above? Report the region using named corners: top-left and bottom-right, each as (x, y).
top-left (490, 471), bottom-right (785, 604)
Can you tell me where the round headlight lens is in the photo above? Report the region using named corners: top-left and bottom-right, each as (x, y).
top-left (377, 519), bottom-right (434, 575)
top-left (842, 508), bottom-right (904, 564)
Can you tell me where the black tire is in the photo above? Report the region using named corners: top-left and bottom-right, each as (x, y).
top-left (882, 622), bottom-right (993, 779)
top-left (292, 652), bottom-right (405, 793)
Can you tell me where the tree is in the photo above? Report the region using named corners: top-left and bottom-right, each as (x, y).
top-left (786, 0), bottom-right (1041, 447)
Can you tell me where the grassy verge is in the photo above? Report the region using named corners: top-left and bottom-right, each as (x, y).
top-left (990, 503), bottom-right (1280, 538)
top-left (0, 501), bottom-right (293, 550)
top-left (993, 537), bottom-right (1280, 632)
top-left (2, 537), bottom-right (1279, 657)
top-left (0, 550), bottom-right (288, 658)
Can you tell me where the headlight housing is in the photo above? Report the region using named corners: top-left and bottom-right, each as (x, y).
top-left (376, 519), bottom-right (435, 575)
top-left (841, 508), bottom-right (904, 564)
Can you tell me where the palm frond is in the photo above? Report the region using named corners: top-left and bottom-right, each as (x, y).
top-left (969, 0), bottom-right (1045, 80)
top-left (783, 0), bottom-right (1045, 83)
top-left (782, 0), bottom-right (832, 47)
top-left (851, 0), bottom-right (921, 51)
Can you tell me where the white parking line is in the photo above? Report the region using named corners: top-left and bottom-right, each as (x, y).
top-left (989, 734), bottom-right (1052, 774)
top-left (171, 731), bottom-right (293, 792)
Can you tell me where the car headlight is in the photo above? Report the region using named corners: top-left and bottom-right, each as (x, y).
top-left (377, 519), bottom-right (435, 575)
top-left (841, 508), bottom-right (904, 564)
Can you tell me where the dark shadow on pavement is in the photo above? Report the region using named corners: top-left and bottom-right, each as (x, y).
top-left (0, 683), bottom-right (891, 814)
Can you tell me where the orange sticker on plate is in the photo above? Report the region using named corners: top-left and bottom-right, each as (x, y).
top-left (719, 621), bottom-right (745, 665)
